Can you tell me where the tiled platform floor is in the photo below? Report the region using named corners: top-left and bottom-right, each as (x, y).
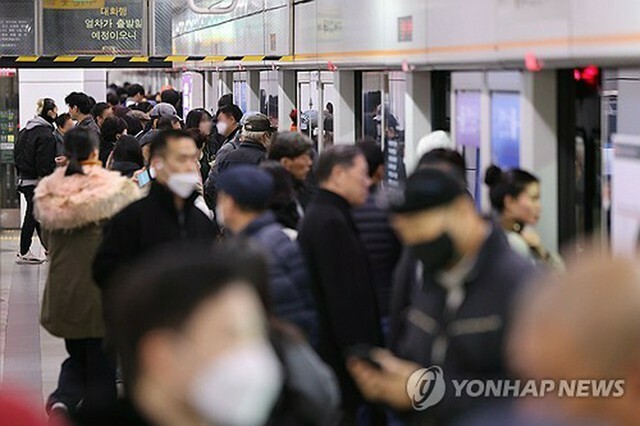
top-left (0, 230), bottom-right (66, 413)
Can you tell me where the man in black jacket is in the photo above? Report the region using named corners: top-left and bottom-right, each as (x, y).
top-left (65, 92), bottom-right (100, 144)
top-left (348, 168), bottom-right (535, 426)
top-left (217, 113), bottom-right (274, 172)
top-left (205, 113), bottom-right (274, 212)
top-left (267, 131), bottom-right (315, 222)
top-left (14, 98), bottom-right (58, 264)
top-left (298, 145), bottom-right (383, 420)
top-left (352, 140), bottom-right (402, 339)
top-left (212, 103), bottom-right (243, 158)
top-left (93, 129), bottom-right (218, 292)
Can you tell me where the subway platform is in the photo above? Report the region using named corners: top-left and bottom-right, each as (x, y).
top-left (0, 230), bottom-right (65, 414)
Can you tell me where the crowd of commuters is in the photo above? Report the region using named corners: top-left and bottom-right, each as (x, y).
top-left (8, 83), bottom-right (639, 426)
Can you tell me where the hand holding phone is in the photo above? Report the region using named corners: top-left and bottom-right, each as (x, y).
top-left (344, 344), bottom-right (383, 370)
top-left (135, 168), bottom-right (154, 187)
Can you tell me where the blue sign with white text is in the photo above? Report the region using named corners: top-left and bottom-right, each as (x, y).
top-left (491, 92), bottom-right (520, 168)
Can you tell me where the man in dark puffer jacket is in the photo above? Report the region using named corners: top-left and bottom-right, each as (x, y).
top-left (352, 140), bottom-right (402, 339)
top-left (216, 165), bottom-right (319, 346)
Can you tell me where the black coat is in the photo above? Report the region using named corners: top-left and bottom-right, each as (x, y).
top-left (14, 117), bottom-right (56, 180)
top-left (298, 189), bottom-right (382, 409)
top-left (92, 181), bottom-right (219, 292)
top-left (217, 139), bottom-right (267, 173)
top-left (99, 139), bottom-right (116, 165)
top-left (72, 398), bottom-right (151, 426)
top-left (390, 225), bottom-right (536, 425)
top-left (203, 128), bottom-right (242, 209)
top-left (352, 189), bottom-right (402, 319)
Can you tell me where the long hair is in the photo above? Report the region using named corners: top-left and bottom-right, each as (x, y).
top-left (64, 127), bottom-right (98, 176)
top-left (185, 108), bottom-right (212, 130)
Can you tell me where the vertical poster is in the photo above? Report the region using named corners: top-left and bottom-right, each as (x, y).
top-left (491, 91), bottom-right (520, 168)
top-left (456, 91), bottom-right (481, 148)
top-left (182, 73), bottom-right (194, 118)
top-left (456, 90), bottom-right (482, 203)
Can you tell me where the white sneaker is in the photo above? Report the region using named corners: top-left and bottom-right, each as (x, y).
top-left (16, 251), bottom-right (45, 265)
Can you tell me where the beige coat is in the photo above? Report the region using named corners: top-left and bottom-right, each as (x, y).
top-left (34, 165), bottom-right (141, 339)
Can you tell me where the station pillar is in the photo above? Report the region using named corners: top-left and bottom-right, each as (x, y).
top-left (404, 71), bottom-right (432, 174)
top-left (246, 70), bottom-right (261, 112)
top-left (204, 71), bottom-right (218, 111)
top-left (219, 71), bottom-right (234, 99)
top-left (277, 70), bottom-right (296, 132)
top-left (334, 71), bottom-right (356, 144)
top-left (521, 70), bottom-right (559, 252)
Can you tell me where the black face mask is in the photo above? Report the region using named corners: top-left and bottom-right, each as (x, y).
top-left (411, 232), bottom-right (459, 272)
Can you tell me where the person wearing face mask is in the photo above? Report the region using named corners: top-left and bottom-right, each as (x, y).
top-left (211, 103), bottom-right (243, 158)
top-left (77, 243), bottom-right (285, 426)
top-left (485, 165), bottom-right (564, 270)
top-left (13, 97), bottom-right (58, 264)
top-left (92, 129), bottom-right (219, 296)
top-left (346, 167), bottom-right (536, 426)
top-left (204, 112), bottom-right (275, 212)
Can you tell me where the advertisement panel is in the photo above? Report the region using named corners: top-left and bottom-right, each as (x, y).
top-left (491, 91), bottom-right (520, 168)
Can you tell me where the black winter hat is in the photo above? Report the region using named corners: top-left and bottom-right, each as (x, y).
top-left (217, 165), bottom-right (275, 210)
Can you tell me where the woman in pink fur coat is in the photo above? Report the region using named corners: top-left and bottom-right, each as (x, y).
top-left (34, 127), bottom-right (141, 419)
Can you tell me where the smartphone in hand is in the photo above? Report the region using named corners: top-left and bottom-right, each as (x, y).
top-left (344, 344), bottom-right (383, 370)
top-left (137, 169), bottom-right (153, 187)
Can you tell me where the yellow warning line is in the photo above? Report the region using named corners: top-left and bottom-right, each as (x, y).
top-left (91, 56), bottom-right (116, 62)
top-left (164, 55), bottom-right (189, 62)
top-left (16, 56), bottom-right (39, 62)
top-left (54, 56), bottom-right (78, 62)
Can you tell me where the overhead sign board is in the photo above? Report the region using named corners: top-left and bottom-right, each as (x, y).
top-left (43, 0), bottom-right (145, 55)
top-left (43, 0), bottom-right (106, 9)
top-left (0, 1), bottom-right (35, 55)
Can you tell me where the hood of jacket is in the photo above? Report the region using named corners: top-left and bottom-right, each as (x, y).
top-left (34, 165), bottom-right (142, 230)
top-left (25, 115), bottom-right (53, 131)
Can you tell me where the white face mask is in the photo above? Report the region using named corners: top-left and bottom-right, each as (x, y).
top-left (216, 120), bottom-right (228, 136)
top-left (215, 204), bottom-right (225, 228)
top-left (167, 172), bottom-right (199, 199)
top-left (188, 340), bottom-right (283, 425)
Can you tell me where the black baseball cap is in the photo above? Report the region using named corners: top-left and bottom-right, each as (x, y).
top-left (389, 168), bottom-right (468, 213)
top-left (243, 113), bottom-right (275, 132)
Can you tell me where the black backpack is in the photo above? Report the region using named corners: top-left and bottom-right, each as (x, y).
top-left (13, 127), bottom-right (28, 175)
